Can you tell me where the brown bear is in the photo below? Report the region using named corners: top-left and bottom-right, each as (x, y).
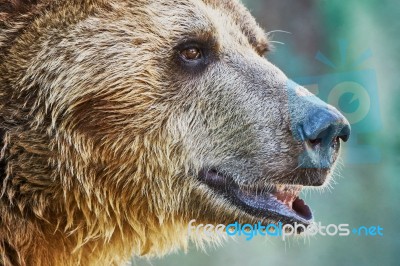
top-left (0, 0), bottom-right (350, 265)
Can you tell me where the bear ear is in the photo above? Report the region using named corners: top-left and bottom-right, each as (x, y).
top-left (0, 0), bottom-right (38, 14)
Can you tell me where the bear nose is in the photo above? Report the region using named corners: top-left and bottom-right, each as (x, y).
top-left (301, 107), bottom-right (351, 147)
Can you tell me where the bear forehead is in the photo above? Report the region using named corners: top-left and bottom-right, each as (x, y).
top-left (203, 0), bottom-right (269, 51)
top-left (0, 0), bottom-right (269, 55)
top-left (145, 0), bottom-right (270, 55)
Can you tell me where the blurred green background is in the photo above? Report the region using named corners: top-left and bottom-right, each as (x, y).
top-left (137, 0), bottom-right (399, 265)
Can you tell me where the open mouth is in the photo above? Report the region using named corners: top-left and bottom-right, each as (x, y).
top-left (199, 169), bottom-right (313, 225)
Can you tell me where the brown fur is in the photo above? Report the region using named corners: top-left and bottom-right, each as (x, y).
top-left (0, 0), bottom-right (345, 265)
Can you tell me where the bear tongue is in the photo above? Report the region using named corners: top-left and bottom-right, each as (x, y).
top-left (273, 185), bottom-right (302, 210)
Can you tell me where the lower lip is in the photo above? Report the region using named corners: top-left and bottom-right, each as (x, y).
top-left (233, 187), bottom-right (313, 224)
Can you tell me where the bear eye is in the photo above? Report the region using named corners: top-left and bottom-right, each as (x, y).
top-left (180, 47), bottom-right (202, 61)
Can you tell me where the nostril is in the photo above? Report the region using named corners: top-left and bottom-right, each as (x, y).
top-left (308, 138), bottom-right (322, 146)
top-left (338, 126), bottom-right (351, 142)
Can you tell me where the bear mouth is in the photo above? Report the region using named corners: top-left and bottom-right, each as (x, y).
top-left (199, 169), bottom-right (313, 225)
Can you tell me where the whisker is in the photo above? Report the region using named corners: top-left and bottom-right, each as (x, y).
top-left (268, 41), bottom-right (286, 45)
top-left (266, 30), bottom-right (292, 35)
